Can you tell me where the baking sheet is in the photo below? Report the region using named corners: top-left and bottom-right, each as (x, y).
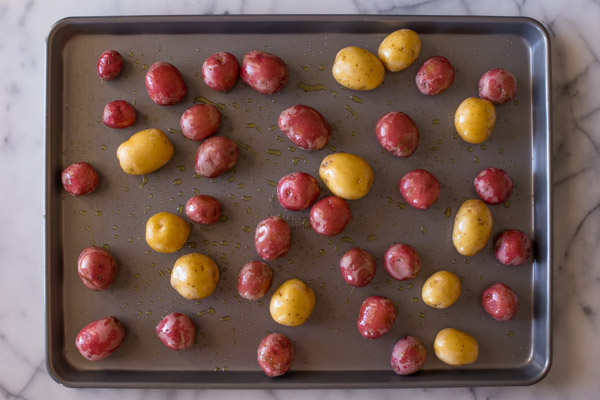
top-left (45, 15), bottom-right (552, 388)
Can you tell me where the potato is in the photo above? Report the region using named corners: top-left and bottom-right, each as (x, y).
top-left (415, 56), bottom-right (455, 95)
top-left (478, 68), bottom-right (517, 104)
top-left (254, 216), bottom-right (291, 261)
top-left (270, 278), bottom-right (315, 327)
top-left (332, 46), bottom-right (385, 91)
top-left (375, 111), bottom-right (420, 158)
top-left (194, 136), bottom-right (239, 178)
top-left (237, 261), bottom-right (273, 301)
top-left (180, 104), bottom-right (221, 141)
top-left (481, 283), bottom-right (519, 321)
top-left (421, 270), bottom-right (461, 309)
top-left (277, 172), bottom-right (321, 211)
top-left (145, 212), bottom-right (190, 253)
top-left (240, 50), bottom-right (288, 94)
top-left (357, 296), bottom-right (396, 339)
top-left (378, 29), bottom-right (421, 72)
top-left (384, 243), bottom-right (421, 281)
top-left (75, 316), bottom-right (125, 361)
top-left (202, 52), bottom-right (239, 92)
top-left (278, 104), bottom-right (331, 150)
top-left (454, 97), bottom-right (496, 144)
top-left (116, 128), bottom-right (174, 175)
top-left (97, 50), bottom-right (123, 81)
top-left (145, 61), bottom-right (187, 105)
top-left (155, 312), bottom-right (196, 350)
top-left (103, 100), bottom-right (136, 129)
top-left (61, 162), bottom-right (99, 196)
top-left (452, 199), bottom-right (493, 256)
top-left (170, 253), bottom-right (220, 300)
top-left (77, 246), bottom-right (117, 291)
top-left (339, 247), bottom-right (376, 287)
top-left (319, 153), bottom-right (374, 200)
top-left (433, 328), bottom-right (478, 366)
top-left (257, 332), bottom-right (294, 377)
top-left (495, 230), bottom-right (532, 266)
top-left (185, 195), bottom-right (222, 225)
top-left (399, 169), bottom-right (441, 210)
top-left (390, 336), bottom-right (427, 375)
top-left (309, 196), bottom-right (352, 237)
top-left (474, 167), bottom-right (513, 205)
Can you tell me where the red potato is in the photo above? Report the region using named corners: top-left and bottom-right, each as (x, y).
top-left (339, 247), bottom-right (376, 287)
top-left (155, 312), bottom-right (196, 350)
top-left (102, 100), bottom-right (136, 129)
top-left (75, 316), bottom-right (125, 361)
top-left (278, 105), bottom-right (331, 150)
top-left (202, 52), bottom-right (240, 92)
top-left (277, 172), bottom-right (320, 211)
top-left (481, 283), bottom-right (519, 321)
top-left (185, 195), bottom-right (222, 225)
top-left (237, 261), bottom-right (273, 301)
top-left (254, 216), bottom-right (291, 261)
top-left (391, 336), bottom-right (427, 375)
top-left (375, 112), bottom-right (420, 158)
top-left (357, 296), bottom-right (396, 339)
top-left (309, 196), bottom-right (352, 237)
top-left (77, 246), bottom-right (118, 291)
top-left (194, 136), bottom-right (239, 178)
top-left (478, 68), bottom-right (517, 104)
top-left (180, 104), bottom-right (221, 141)
top-left (257, 332), bottom-right (294, 377)
top-left (495, 230), bottom-right (532, 266)
top-left (384, 243), bottom-right (421, 281)
top-left (240, 50), bottom-right (288, 94)
top-left (415, 56), bottom-right (455, 95)
top-left (97, 50), bottom-right (123, 81)
top-left (474, 167), bottom-right (513, 205)
top-left (145, 62), bottom-right (187, 105)
top-left (399, 169), bottom-right (441, 210)
top-left (61, 162), bottom-right (99, 196)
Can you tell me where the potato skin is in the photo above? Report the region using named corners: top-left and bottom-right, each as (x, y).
top-left (237, 261), bottom-right (273, 301)
top-left (145, 62), bottom-right (187, 105)
top-left (309, 196), bottom-right (352, 237)
top-left (378, 29), bottom-right (421, 72)
top-left (433, 328), bottom-right (478, 366)
top-left (116, 128), bottom-right (174, 175)
top-left (180, 104), bottom-right (221, 141)
top-left (332, 46), bottom-right (385, 91)
top-left (75, 316), bottom-right (125, 361)
top-left (339, 247), bottom-right (376, 287)
top-left (61, 162), bottom-right (99, 196)
top-left (375, 112), bottom-right (420, 158)
top-left (399, 169), bottom-right (441, 210)
top-left (185, 195), bottom-right (222, 225)
top-left (357, 295), bottom-right (396, 339)
top-left (452, 199), bottom-right (493, 256)
top-left (103, 100), bottom-right (136, 129)
top-left (257, 332), bottom-right (294, 377)
top-left (421, 270), bottom-right (461, 309)
top-left (170, 253), bottom-right (220, 300)
top-left (194, 136), bottom-right (239, 178)
top-left (390, 336), bottom-right (427, 375)
top-left (415, 56), bottom-right (455, 95)
top-left (77, 246), bottom-right (118, 291)
top-left (240, 50), bottom-right (288, 94)
top-left (384, 243), bottom-right (421, 281)
top-left (254, 216), bottom-right (291, 261)
top-left (97, 50), bottom-right (123, 81)
top-left (474, 167), bottom-right (513, 205)
top-left (277, 172), bottom-right (320, 211)
top-left (202, 52), bottom-right (239, 92)
top-left (270, 278), bottom-right (316, 327)
top-left (145, 212), bottom-right (190, 253)
top-left (278, 105), bottom-right (331, 150)
top-left (481, 283), bottom-right (519, 321)
top-left (478, 68), bottom-right (517, 104)
top-left (454, 97), bottom-right (496, 144)
top-left (495, 230), bottom-right (532, 266)
top-left (319, 153), bottom-right (374, 200)
top-left (155, 312), bottom-right (196, 350)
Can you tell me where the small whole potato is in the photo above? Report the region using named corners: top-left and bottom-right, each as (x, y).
top-left (61, 162), bottom-right (99, 196)
top-left (454, 97), bottom-right (496, 144)
top-left (332, 46), bottom-right (385, 91)
top-left (75, 316), bottom-right (125, 361)
top-left (180, 104), bottom-right (221, 141)
top-left (185, 195), bottom-right (222, 225)
top-left (171, 253), bottom-right (220, 300)
top-left (375, 111), bottom-right (420, 158)
top-left (309, 196), bottom-right (352, 237)
top-left (278, 105), bottom-right (331, 150)
top-left (481, 283), bottom-right (520, 321)
top-left (378, 29), bottom-right (421, 72)
top-left (474, 167), bottom-right (514, 205)
top-left (357, 295), bottom-right (396, 339)
top-left (478, 68), bottom-right (517, 104)
top-left (155, 312), bottom-right (196, 350)
top-left (254, 216), bottom-right (291, 261)
top-left (237, 261), bottom-right (273, 301)
top-left (270, 278), bottom-right (316, 327)
top-left (202, 52), bottom-right (239, 92)
top-left (399, 169), bottom-right (441, 210)
top-left (339, 247), bottom-right (376, 287)
top-left (194, 136), bottom-right (239, 178)
top-left (421, 270), bottom-right (461, 309)
top-left (495, 230), bottom-right (532, 266)
top-left (257, 332), bottom-right (294, 377)
top-left (240, 50), bottom-right (288, 94)
top-left (415, 56), bottom-right (455, 95)
top-left (433, 328), bottom-right (478, 367)
top-left (319, 153), bottom-right (374, 200)
top-left (77, 246), bottom-right (118, 291)
top-left (277, 172), bottom-right (321, 211)
top-left (452, 199), bottom-right (493, 256)
top-left (390, 336), bottom-right (427, 375)
top-left (97, 50), bottom-right (123, 81)
top-left (145, 212), bottom-right (190, 253)
top-left (145, 61), bottom-right (187, 105)
top-left (102, 100), bottom-right (137, 129)
top-left (384, 243), bottom-right (421, 281)
top-left (116, 128), bottom-right (174, 175)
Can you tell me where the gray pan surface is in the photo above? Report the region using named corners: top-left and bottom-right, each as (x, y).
top-left (45, 15), bottom-right (552, 388)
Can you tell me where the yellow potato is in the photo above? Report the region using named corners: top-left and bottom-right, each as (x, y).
top-left (332, 46), bottom-right (385, 91)
top-left (170, 253), bottom-right (219, 300)
top-left (145, 212), bottom-right (190, 253)
top-left (454, 97), bottom-right (496, 144)
top-left (377, 29), bottom-right (421, 72)
top-left (421, 270), bottom-right (461, 309)
top-left (452, 199), bottom-right (493, 256)
top-left (319, 153), bottom-right (374, 200)
top-left (116, 128), bottom-right (174, 175)
top-left (434, 328), bottom-right (479, 366)
top-left (270, 278), bottom-right (316, 327)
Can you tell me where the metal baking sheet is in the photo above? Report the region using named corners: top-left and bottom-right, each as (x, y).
top-left (45, 15), bottom-right (552, 388)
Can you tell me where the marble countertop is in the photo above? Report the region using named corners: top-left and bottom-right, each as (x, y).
top-left (2, 0), bottom-right (599, 398)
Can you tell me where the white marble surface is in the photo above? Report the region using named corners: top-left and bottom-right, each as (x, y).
top-left (1, 0), bottom-right (599, 398)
